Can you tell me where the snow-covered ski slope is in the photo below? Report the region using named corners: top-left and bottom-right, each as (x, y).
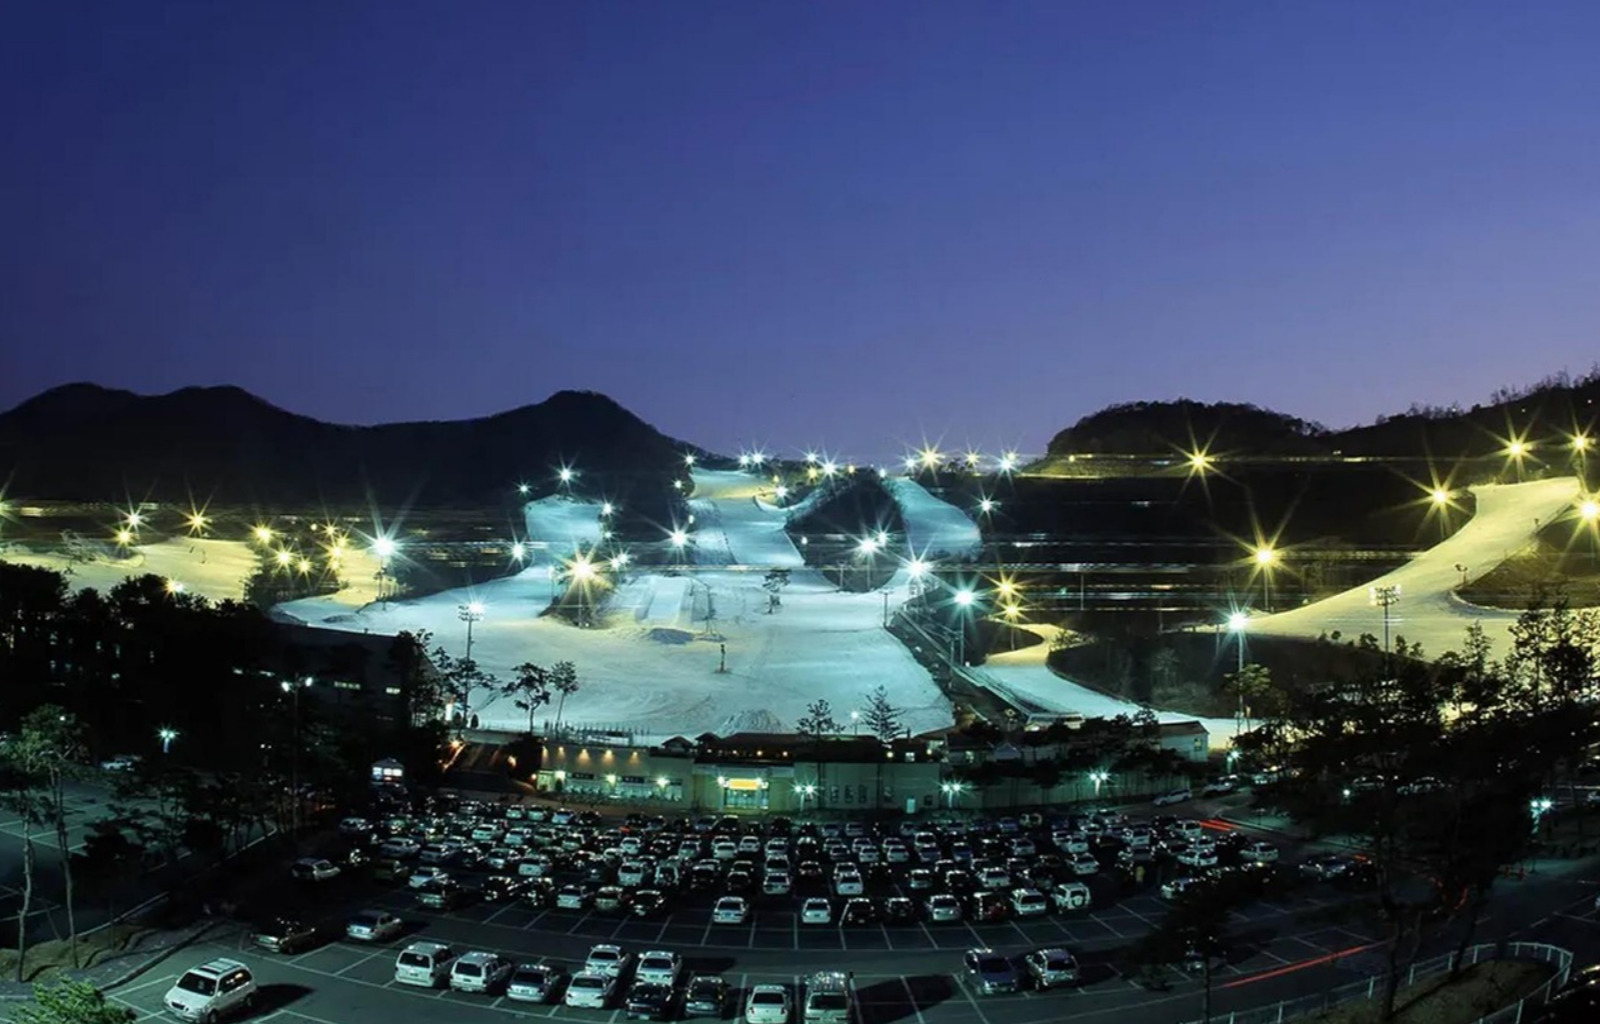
top-left (883, 478), bottom-right (983, 559)
top-left (277, 471), bottom-right (951, 739)
top-left (1, 536), bottom-right (259, 603)
top-left (1245, 476), bottom-right (1582, 658)
top-left (979, 625), bottom-right (1239, 745)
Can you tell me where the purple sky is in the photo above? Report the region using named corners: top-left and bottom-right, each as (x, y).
top-left (5, 2), bottom-right (1599, 460)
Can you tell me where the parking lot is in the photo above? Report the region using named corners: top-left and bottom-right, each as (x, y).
top-left (100, 796), bottom-right (1386, 1024)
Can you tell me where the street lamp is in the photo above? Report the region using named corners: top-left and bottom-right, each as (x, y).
top-left (797, 782), bottom-right (818, 813)
top-left (952, 587), bottom-right (977, 665)
top-left (1370, 584), bottom-right (1402, 666)
top-left (940, 780), bottom-right (967, 811)
top-left (158, 727), bottom-right (178, 754)
top-left (1089, 770), bottom-right (1110, 798)
top-left (850, 710), bottom-right (860, 735)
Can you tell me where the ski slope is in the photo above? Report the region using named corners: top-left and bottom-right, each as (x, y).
top-left (0, 536), bottom-right (258, 604)
top-left (1246, 476), bottom-right (1583, 659)
top-left (883, 477), bottom-right (983, 559)
top-left (277, 469), bottom-right (952, 739)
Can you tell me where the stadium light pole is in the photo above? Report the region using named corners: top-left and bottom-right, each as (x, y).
top-left (1370, 585), bottom-right (1401, 671)
top-left (158, 727), bottom-right (178, 755)
top-left (281, 677), bottom-right (312, 841)
top-left (1253, 546), bottom-right (1277, 612)
top-left (458, 601), bottom-right (485, 663)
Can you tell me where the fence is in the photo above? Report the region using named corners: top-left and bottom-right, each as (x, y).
top-left (1182, 942), bottom-right (1571, 1024)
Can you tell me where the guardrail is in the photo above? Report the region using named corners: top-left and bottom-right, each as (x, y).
top-left (1183, 942), bottom-right (1572, 1024)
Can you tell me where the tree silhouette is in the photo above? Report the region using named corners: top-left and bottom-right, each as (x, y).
top-left (795, 699), bottom-right (839, 809)
top-left (504, 662), bottom-right (552, 735)
top-left (550, 661), bottom-right (581, 737)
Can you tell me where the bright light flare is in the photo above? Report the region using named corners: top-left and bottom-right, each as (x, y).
top-left (978, 497), bottom-right (997, 514)
top-left (372, 537), bottom-right (397, 558)
top-left (557, 466), bottom-right (575, 484)
top-left (821, 460), bottom-right (838, 478)
top-left (1572, 434), bottom-right (1592, 452)
top-left (669, 528), bottom-right (690, 548)
top-left (113, 528), bottom-right (134, 546)
top-left (517, 482), bottom-right (531, 496)
top-left (906, 558), bottom-right (927, 579)
top-left (999, 451), bottom-right (1019, 472)
top-left (1253, 546), bottom-right (1277, 567)
top-left (1430, 488), bottom-right (1450, 505)
top-left (919, 447), bottom-right (942, 470)
top-left (1506, 439), bottom-right (1529, 458)
top-left (1228, 611), bottom-right (1249, 632)
top-left (274, 549), bottom-right (294, 567)
top-left (165, 579), bottom-right (185, 595)
top-left (858, 537), bottom-right (880, 556)
top-left (124, 511), bottom-right (143, 528)
top-left (252, 525), bottom-right (274, 544)
top-left (774, 485), bottom-right (789, 500)
top-left (511, 542), bottom-right (526, 561)
top-left (1187, 450), bottom-right (1213, 472)
top-left (186, 512), bottom-right (208, 532)
top-left (600, 502), bottom-right (614, 517)
top-left (684, 453), bottom-right (697, 467)
top-left (568, 555), bottom-right (598, 583)
top-left (609, 552), bottom-right (631, 570)
top-left (1581, 499), bottom-right (1600, 522)
top-left (953, 588), bottom-right (976, 607)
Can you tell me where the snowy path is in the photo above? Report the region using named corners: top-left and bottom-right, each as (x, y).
top-left (1247, 476), bottom-right (1582, 658)
top-left (883, 477), bottom-right (982, 560)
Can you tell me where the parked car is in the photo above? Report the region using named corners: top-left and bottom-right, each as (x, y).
top-left (925, 893), bottom-right (962, 923)
top-left (345, 909), bottom-right (404, 943)
top-left (713, 895), bottom-right (750, 924)
top-left (963, 948), bottom-right (1020, 995)
top-left (1242, 841), bottom-right (1279, 864)
top-left (163, 958), bottom-right (257, 1022)
top-left (585, 944), bottom-right (632, 978)
top-left (1010, 888), bottom-right (1048, 918)
top-left (290, 857), bottom-right (341, 883)
top-left (625, 981), bottom-right (676, 1021)
top-left (566, 971), bottom-right (618, 1009)
top-left (1153, 787), bottom-right (1193, 807)
top-left (394, 941), bottom-right (457, 988)
top-left (1069, 852), bottom-right (1100, 877)
top-left (745, 984), bottom-right (794, 1024)
top-left (252, 916), bottom-right (322, 954)
top-left (1022, 947), bottom-right (1079, 990)
top-left (451, 951), bottom-right (514, 994)
top-left (408, 865), bottom-right (450, 890)
top-left (1050, 881), bottom-right (1092, 911)
top-left (416, 880), bottom-right (469, 911)
top-left (506, 962), bottom-right (567, 1004)
top-left (635, 950), bottom-right (683, 987)
top-left (684, 974), bottom-right (729, 1018)
top-left (801, 897), bottom-right (832, 925)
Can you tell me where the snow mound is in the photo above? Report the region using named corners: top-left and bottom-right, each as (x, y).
top-left (883, 477), bottom-right (982, 559)
top-left (716, 708), bottom-right (788, 735)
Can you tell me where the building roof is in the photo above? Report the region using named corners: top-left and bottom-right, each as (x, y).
top-left (1157, 720), bottom-right (1209, 737)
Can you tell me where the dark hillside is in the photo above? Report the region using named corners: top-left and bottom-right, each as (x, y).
top-left (0, 384), bottom-right (688, 523)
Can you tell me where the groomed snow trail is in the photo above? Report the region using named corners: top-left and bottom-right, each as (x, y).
top-left (883, 477), bottom-right (982, 559)
top-left (1247, 476), bottom-right (1581, 658)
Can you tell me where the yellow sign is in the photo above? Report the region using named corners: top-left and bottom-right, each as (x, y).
top-left (725, 778), bottom-right (763, 792)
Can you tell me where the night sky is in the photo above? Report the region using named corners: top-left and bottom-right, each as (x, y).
top-left (5, 2), bottom-right (1599, 459)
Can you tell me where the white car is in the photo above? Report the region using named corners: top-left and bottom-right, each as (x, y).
top-left (1054, 831), bottom-right (1090, 854)
top-left (1050, 882), bottom-right (1092, 911)
top-left (451, 951), bottom-right (513, 993)
top-left (745, 984), bottom-right (793, 1024)
top-left (1069, 853), bottom-right (1100, 877)
top-left (1009, 838), bottom-right (1036, 858)
top-left (408, 865), bottom-right (451, 889)
top-left (1177, 846), bottom-right (1218, 868)
top-left (712, 896), bottom-right (750, 924)
top-left (1010, 888), bottom-right (1048, 917)
top-left (379, 836), bottom-right (422, 859)
top-left (925, 893), bottom-right (962, 922)
top-left (394, 941), bottom-right (457, 987)
top-left (163, 959), bottom-right (256, 1021)
top-left (565, 971), bottom-right (616, 1009)
top-left (345, 909), bottom-right (404, 942)
top-left (1170, 820), bottom-right (1204, 840)
top-left (1153, 787), bottom-right (1193, 807)
top-left (833, 867), bottom-right (864, 896)
top-left (1243, 841), bottom-right (1280, 863)
top-left (978, 866), bottom-right (1011, 890)
top-left (763, 871), bottom-right (792, 896)
top-left (290, 857), bottom-right (342, 882)
top-left (1161, 877), bottom-right (1206, 901)
top-left (101, 754), bottom-right (142, 772)
top-left (338, 816), bottom-right (373, 837)
top-left (801, 897), bottom-right (832, 925)
top-left (585, 944), bottom-right (632, 978)
top-left (635, 950), bottom-right (682, 987)
top-left (618, 861), bottom-right (649, 887)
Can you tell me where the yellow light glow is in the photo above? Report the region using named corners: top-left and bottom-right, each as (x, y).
top-left (1582, 499), bottom-right (1600, 522)
top-left (1507, 439), bottom-right (1528, 458)
top-left (1188, 450), bottom-right (1212, 471)
top-left (297, 558), bottom-right (312, 573)
top-left (114, 528), bottom-right (133, 546)
top-left (919, 447), bottom-right (942, 470)
top-left (187, 513), bottom-right (208, 532)
top-left (1254, 546), bottom-right (1276, 567)
top-left (165, 579), bottom-right (184, 594)
top-left (252, 525), bottom-right (274, 544)
top-left (124, 511), bottom-right (143, 528)
top-left (1430, 488), bottom-right (1449, 505)
top-left (275, 550), bottom-right (294, 567)
top-left (1574, 435), bottom-right (1592, 452)
top-left (569, 556), bottom-right (597, 582)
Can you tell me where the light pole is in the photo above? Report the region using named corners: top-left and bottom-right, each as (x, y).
top-left (952, 588), bottom-right (977, 666)
top-left (850, 710), bottom-right (860, 736)
top-left (1581, 499), bottom-right (1600, 569)
top-left (797, 783), bottom-right (817, 815)
top-left (1089, 770), bottom-right (1110, 799)
top-left (1253, 546), bottom-right (1277, 612)
top-left (281, 677), bottom-right (312, 840)
top-left (458, 601), bottom-right (485, 662)
top-left (158, 727), bottom-right (178, 755)
top-left (1227, 612), bottom-right (1248, 733)
top-left (1370, 584), bottom-right (1401, 668)
top-left (940, 780), bottom-right (967, 811)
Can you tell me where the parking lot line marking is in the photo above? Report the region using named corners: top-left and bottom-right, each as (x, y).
top-left (1088, 914), bottom-right (1125, 938)
top-left (953, 974), bottom-right (995, 1024)
top-left (918, 921), bottom-right (938, 947)
top-left (482, 901), bottom-right (520, 925)
top-left (113, 971), bottom-right (177, 997)
top-left (900, 975), bottom-right (929, 1024)
top-left (333, 946), bottom-right (391, 976)
top-left (747, 919), bottom-right (758, 948)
